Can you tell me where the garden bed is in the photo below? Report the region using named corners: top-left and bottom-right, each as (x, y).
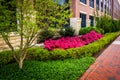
top-left (44, 30), bottom-right (103, 50)
top-left (0, 32), bottom-right (119, 67)
top-left (0, 57), bottom-right (94, 80)
top-left (0, 32), bottom-right (119, 80)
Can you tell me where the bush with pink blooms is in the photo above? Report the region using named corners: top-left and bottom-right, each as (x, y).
top-left (81, 30), bottom-right (103, 45)
top-left (44, 30), bottom-right (103, 50)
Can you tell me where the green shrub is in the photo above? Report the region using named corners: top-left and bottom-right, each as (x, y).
top-left (50, 49), bottom-right (69, 60)
top-left (79, 27), bottom-right (104, 35)
top-left (37, 28), bottom-right (55, 43)
top-left (0, 50), bottom-right (14, 67)
top-left (96, 15), bottom-right (120, 33)
top-left (112, 20), bottom-right (120, 32)
top-left (59, 27), bottom-right (75, 36)
top-left (27, 47), bottom-right (50, 61)
top-left (59, 28), bottom-right (65, 36)
top-left (0, 57), bottom-right (95, 80)
top-left (65, 27), bottom-right (75, 36)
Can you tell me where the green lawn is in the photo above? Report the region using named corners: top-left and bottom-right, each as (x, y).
top-left (0, 57), bottom-right (95, 80)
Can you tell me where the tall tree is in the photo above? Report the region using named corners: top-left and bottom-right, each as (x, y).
top-left (35, 0), bottom-right (71, 28)
top-left (0, 0), bottom-right (39, 69)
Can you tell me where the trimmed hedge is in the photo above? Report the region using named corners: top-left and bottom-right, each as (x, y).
top-left (0, 32), bottom-right (119, 66)
top-left (0, 57), bottom-right (95, 80)
top-left (79, 27), bottom-right (104, 35)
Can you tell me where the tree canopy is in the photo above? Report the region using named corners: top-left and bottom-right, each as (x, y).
top-left (35, 0), bottom-right (71, 28)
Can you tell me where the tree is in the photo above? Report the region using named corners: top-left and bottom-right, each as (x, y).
top-left (0, 0), bottom-right (39, 69)
top-left (0, 0), bottom-right (70, 69)
top-left (35, 0), bottom-right (71, 28)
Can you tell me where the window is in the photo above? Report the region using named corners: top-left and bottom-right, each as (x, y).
top-left (89, 16), bottom-right (94, 26)
top-left (80, 0), bottom-right (86, 4)
top-left (90, 0), bottom-right (94, 8)
top-left (96, 0), bottom-right (99, 10)
top-left (53, 0), bottom-right (68, 5)
top-left (101, 2), bottom-right (103, 12)
top-left (58, 0), bottom-right (65, 5)
top-left (104, 5), bottom-right (106, 13)
top-left (80, 13), bottom-right (86, 27)
top-left (104, 0), bottom-right (106, 13)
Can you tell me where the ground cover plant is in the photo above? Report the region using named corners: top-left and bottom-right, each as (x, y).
top-left (44, 30), bottom-right (103, 50)
top-left (0, 57), bottom-right (95, 80)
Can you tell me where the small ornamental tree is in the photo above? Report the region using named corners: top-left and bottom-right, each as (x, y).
top-left (35, 0), bottom-right (71, 28)
top-left (0, 0), bottom-right (39, 69)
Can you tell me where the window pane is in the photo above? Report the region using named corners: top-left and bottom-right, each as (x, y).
top-left (80, 13), bottom-right (86, 27)
top-left (53, 0), bottom-right (66, 5)
top-left (90, 0), bottom-right (94, 8)
top-left (96, 0), bottom-right (99, 10)
top-left (80, 0), bottom-right (86, 4)
top-left (89, 16), bottom-right (94, 26)
top-left (101, 2), bottom-right (103, 12)
top-left (58, 0), bottom-right (65, 5)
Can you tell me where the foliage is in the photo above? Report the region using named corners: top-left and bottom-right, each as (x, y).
top-left (79, 27), bottom-right (104, 35)
top-left (0, 0), bottom-right (17, 32)
top-left (0, 0), bottom-right (39, 69)
top-left (37, 28), bottom-right (55, 43)
top-left (0, 50), bottom-right (14, 67)
top-left (112, 20), bottom-right (120, 31)
top-left (27, 47), bottom-right (50, 61)
top-left (0, 57), bottom-right (95, 80)
top-left (96, 15), bottom-right (120, 33)
top-left (59, 27), bottom-right (75, 36)
top-left (59, 28), bottom-right (65, 36)
top-left (44, 31), bottom-right (103, 50)
top-left (35, 0), bottom-right (71, 28)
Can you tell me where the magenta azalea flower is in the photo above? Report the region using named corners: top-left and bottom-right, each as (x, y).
top-left (44, 30), bottom-right (103, 50)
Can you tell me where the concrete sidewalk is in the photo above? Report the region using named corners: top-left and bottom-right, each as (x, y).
top-left (79, 36), bottom-right (120, 80)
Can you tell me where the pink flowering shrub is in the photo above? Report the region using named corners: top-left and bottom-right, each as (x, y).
top-left (80, 30), bottom-right (103, 44)
top-left (44, 30), bottom-right (103, 50)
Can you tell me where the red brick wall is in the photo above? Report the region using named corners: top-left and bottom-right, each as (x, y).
top-left (112, 0), bottom-right (120, 19)
top-left (71, 0), bottom-right (101, 20)
top-left (71, 0), bottom-right (120, 20)
top-left (71, 0), bottom-right (77, 17)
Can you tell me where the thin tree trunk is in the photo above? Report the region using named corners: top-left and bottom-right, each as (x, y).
top-left (19, 58), bottom-right (23, 69)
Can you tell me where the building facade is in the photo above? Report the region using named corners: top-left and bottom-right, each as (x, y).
top-left (112, 0), bottom-right (120, 19)
top-left (71, 0), bottom-right (120, 28)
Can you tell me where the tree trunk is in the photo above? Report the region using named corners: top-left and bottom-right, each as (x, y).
top-left (19, 59), bottom-right (23, 69)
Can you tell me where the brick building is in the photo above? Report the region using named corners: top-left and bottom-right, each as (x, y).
top-left (112, 0), bottom-right (120, 19)
top-left (71, 0), bottom-right (120, 28)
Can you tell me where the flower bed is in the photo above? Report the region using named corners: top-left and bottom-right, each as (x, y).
top-left (0, 32), bottom-right (119, 66)
top-left (44, 31), bottom-right (103, 50)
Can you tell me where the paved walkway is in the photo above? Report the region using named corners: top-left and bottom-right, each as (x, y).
top-left (79, 36), bottom-right (120, 80)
